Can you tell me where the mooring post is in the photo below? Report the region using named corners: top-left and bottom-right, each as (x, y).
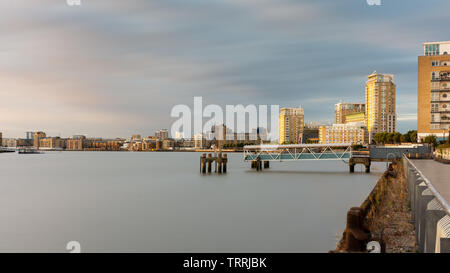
top-left (201, 153), bottom-right (206, 174)
top-left (349, 164), bottom-right (355, 173)
top-left (223, 154), bottom-right (227, 173)
top-left (217, 153), bottom-right (223, 174)
top-left (207, 153), bottom-right (212, 173)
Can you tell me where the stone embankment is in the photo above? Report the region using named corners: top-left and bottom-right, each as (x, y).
top-left (334, 160), bottom-right (416, 252)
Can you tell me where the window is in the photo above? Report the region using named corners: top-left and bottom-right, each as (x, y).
top-left (431, 103), bottom-right (439, 112)
top-left (432, 92), bottom-right (440, 101)
top-left (431, 82), bottom-right (440, 90)
top-left (432, 61), bottom-right (441, 66)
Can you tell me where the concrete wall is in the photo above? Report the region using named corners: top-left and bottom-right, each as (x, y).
top-left (370, 145), bottom-right (431, 160)
top-left (406, 161), bottom-right (450, 253)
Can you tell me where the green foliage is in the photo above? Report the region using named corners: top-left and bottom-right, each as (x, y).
top-left (422, 135), bottom-right (438, 147)
top-left (373, 130), bottom-right (418, 145)
top-left (352, 144), bottom-right (364, 151)
top-left (437, 143), bottom-right (450, 149)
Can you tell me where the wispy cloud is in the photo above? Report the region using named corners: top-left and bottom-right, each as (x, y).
top-left (1, 0), bottom-right (445, 137)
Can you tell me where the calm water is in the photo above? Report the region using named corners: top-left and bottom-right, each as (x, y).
top-left (0, 152), bottom-right (384, 252)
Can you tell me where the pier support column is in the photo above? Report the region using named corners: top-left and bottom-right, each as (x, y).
top-left (414, 182), bottom-right (427, 231)
top-left (201, 153), bottom-right (206, 174)
top-left (411, 176), bottom-right (425, 222)
top-left (417, 188), bottom-right (434, 252)
top-left (223, 154), bottom-right (227, 173)
top-left (207, 154), bottom-right (212, 173)
top-left (436, 215), bottom-right (450, 253)
top-left (424, 199), bottom-right (446, 253)
top-left (256, 158), bottom-right (261, 171)
top-left (349, 164), bottom-right (355, 173)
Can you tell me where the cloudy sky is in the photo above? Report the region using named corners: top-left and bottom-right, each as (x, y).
top-left (1, 0), bottom-right (449, 138)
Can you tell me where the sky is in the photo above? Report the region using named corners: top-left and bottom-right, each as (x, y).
top-left (1, 0), bottom-right (450, 138)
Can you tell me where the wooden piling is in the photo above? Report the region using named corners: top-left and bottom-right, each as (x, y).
top-left (207, 153), bottom-right (212, 173)
top-left (223, 154), bottom-right (227, 173)
top-left (201, 153), bottom-right (206, 173)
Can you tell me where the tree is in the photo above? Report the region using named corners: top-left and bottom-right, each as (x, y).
top-left (373, 133), bottom-right (384, 144)
top-left (393, 132), bottom-right (402, 144)
top-left (408, 130), bottom-right (418, 143)
top-left (385, 133), bottom-right (394, 144)
top-left (400, 134), bottom-right (408, 143)
top-left (423, 135), bottom-right (438, 147)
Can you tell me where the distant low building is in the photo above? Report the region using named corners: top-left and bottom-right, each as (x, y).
top-left (83, 138), bottom-right (123, 151)
top-left (2, 138), bottom-right (17, 147)
top-left (194, 133), bottom-right (206, 149)
top-left (319, 122), bottom-right (369, 145)
top-left (39, 137), bottom-right (65, 149)
top-left (66, 139), bottom-right (83, 151)
top-left (155, 129), bottom-right (169, 140)
top-left (301, 125), bottom-right (320, 144)
top-left (33, 132), bottom-right (46, 148)
top-left (131, 134), bottom-right (142, 141)
top-left (16, 138), bottom-right (33, 147)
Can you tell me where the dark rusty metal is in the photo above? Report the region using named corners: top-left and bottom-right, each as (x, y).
top-left (342, 207), bottom-right (370, 252)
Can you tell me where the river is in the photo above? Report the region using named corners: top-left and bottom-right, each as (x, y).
top-left (0, 151), bottom-right (384, 252)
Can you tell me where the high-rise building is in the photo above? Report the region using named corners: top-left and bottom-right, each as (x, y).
top-left (418, 41), bottom-right (450, 141)
top-left (131, 134), bottom-right (142, 141)
top-left (278, 107), bottom-right (304, 144)
top-left (365, 72), bottom-right (396, 142)
top-left (334, 103), bottom-right (365, 124)
top-left (26, 132), bottom-right (34, 140)
top-left (155, 129), bottom-right (169, 140)
top-left (319, 122), bottom-right (369, 145)
top-left (33, 131), bottom-right (46, 148)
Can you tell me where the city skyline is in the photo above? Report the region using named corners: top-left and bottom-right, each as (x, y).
top-left (2, 0), bottom-right (450, 138)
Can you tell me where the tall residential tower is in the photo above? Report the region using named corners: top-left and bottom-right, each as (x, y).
top-left (418, 41), bottom-right (450, 140)
top-left (278, 107), bottom-right (304, 144)
top-left (365, 72), bottom-right (396, 142)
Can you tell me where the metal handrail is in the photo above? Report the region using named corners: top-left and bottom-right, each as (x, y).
top-left (403, 154), bottom-right (450, 217)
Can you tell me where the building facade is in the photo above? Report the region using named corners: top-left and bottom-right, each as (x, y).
top-left (365, 72), bottom-right (396, 142)
top-left (345, 112), bottom-right (365, 124)
top-left (319, 122), bottom-right (369, 145)
top-left (39, 137), bottom-right (65, 149)
top-left (418, 41), bottom-right (450, 140)
top-left (278, 107), bottom-right (304, 144)
top-left (155, 129), bottom-right (169, 140)
top-left (33, 132), bottom-right (46, 148)
top-left (334, 103), bottom-right (365, 124)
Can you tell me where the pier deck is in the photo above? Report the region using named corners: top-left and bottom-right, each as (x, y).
top-left (411, 159), bottom-right (450, 206)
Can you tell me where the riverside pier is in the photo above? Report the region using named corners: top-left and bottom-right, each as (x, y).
top-left (243, 143), bottom-right (432, 173)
